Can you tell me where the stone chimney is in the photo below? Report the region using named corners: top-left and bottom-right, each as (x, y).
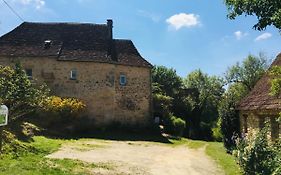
top-left (107, 19), bottom-right (113, 41)
top-left (107, 19), bottom-right (116, 61)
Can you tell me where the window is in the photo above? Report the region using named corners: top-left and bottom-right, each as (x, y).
top-left (44, 40), bottom-right (52, 49)
top-left (120, 75), bottom-right (127, 86)
top-left (70, 69), bottom-right (77, 80)
top-left (25, 69), bottom-right (32, 79)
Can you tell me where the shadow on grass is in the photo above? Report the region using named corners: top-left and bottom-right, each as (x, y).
top-left (41, 127), bottom-right (172, 144)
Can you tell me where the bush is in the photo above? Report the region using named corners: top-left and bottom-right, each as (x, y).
top-left (33, 96), bottom-right (87, 135)
top-left (212, 128), bottom-right (223, 142)
top-left (164, 114), bottom-right (186, 137)
top-left (0, 63), bottom-right (49, 122)
top-left (212, 118), bottom-right (223, 141)
top-left (42, 96), bottom-right (86, 122)
top-left (235, 128), bottom-right (281, 175)
top-left (171, 116), bottom-right (186, 137)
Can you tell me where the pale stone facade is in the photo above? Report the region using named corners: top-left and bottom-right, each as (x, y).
top-left (0, 20), bottom-right (153, 127)
top-left (239, 111), bottom-right (280, 140)
top-left (238, 54), bottom-right (281, 140)
top-left (0, 57), bottom-right (152, 127)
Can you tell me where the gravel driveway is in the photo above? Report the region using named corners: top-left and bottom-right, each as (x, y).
top-left (47, 139), bottom-right (223, 175)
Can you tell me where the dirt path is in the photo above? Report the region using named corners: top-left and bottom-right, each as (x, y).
top-left (47, 139), bottom-right (223, 175)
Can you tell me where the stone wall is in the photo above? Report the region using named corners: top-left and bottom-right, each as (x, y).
top-left (0, 57), bottom-right (152, 127)
top-left (240, 111), bottom-right (281, 140)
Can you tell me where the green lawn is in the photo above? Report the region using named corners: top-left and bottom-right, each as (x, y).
top-left (206, 142), bottom-right (242, 175)
top-left (0, 137), bottom-right (112, 175)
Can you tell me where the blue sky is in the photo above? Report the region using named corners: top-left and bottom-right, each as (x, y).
top-left (0, 0), bottom-right (281, 77)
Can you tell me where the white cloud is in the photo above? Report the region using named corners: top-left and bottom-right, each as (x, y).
top-left (166, 13), bottom-right (200, 30)
top-left (255, 33), bottom-right (272, 41)
top-left (234, 31), bottom-right (248, 40)
top-left (137, 10), bottom-right (161, 22)
top-left (11, 0), bottom-right (45, 9)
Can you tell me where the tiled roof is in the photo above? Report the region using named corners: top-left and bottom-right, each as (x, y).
top-left (0, 21), bottom-right (152, 68)
top-left (237, 53), bottom-right (281, 111)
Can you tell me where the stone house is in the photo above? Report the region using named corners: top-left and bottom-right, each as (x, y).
top-left (237, 53), bottom-right (281, 140)
top-left (0, 20), bottom-right (153, 127)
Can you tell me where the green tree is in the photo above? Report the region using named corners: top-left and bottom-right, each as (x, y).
top-left (152, 82), bottom-right (173, 120)
top-left (152, 66), bottom-right (183, 98)
top-left (225, 54), bottom-right (268, 91)
top-left (221, 54), bottom-right (268, 151)
top-left (219, 83), bottom-right (248, 151)
top-left (269, 66), bottom-right (281, 96)
top-left (0, 63), bottom-right (49, 122)
top-left (152, 66), bottom-right (185, 117)
top-left (184, 70), bottom-right (224, 140)
top-left (225, 0), bottom-right (281, 31)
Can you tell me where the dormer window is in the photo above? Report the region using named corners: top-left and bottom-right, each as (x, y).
top-left (25, 68), bottom-right (32, 79)
top-left (70, 69), bottom-right (77, 80)
top-left (44, 40), bottom-right (52, 49)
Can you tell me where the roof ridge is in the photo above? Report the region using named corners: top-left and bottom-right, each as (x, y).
top-left (23, 21), bottom-right (107, 26)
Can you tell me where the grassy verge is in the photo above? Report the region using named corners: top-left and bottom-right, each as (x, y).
top-left (169, 138), bottom-right (242, 175)
top-left (205, 142), bottom-right (241, 175)
top-left (169, 138), bottom-right (207, 149)
top-left (0, 136), bottom-right (112, 175)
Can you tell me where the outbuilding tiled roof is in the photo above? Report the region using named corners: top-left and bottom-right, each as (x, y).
top-left (237, 53), bottom-right (281, 111)
top-left (0, 21), bottom-right (152, 68)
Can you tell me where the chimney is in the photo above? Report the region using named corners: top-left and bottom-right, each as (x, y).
top-left (107, 19), bottom-right (113, 40)
top-left (107, 19), bottom-right (117, 61)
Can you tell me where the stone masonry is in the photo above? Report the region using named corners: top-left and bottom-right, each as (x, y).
top-left (0, 20), bottom-right (153, 127)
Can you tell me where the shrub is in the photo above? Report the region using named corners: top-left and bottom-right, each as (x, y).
top-left (0, 63), bottom-right (49, 122)
top-left (211, 118), bottom-right (223, 141)
top-left (38, 96), bottom-right (86, 129)
top-left (235, 128), bottom-right (281, 175)
top-left (164, 114), bottom-right (186, 137)
top-left (171, 116), bottom-right (186, 137)
top-left (212, 127), bottom-right (223, 142)
top-left (44, 96), bottom-right (85, 115)
top-left (43, 96), bottom-right (85, 119)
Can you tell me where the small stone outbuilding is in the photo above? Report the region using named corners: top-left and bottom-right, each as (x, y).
top-left (238, 53), bottom-right (281, 140)
top-left (0, 20), bottom-right (153, 127)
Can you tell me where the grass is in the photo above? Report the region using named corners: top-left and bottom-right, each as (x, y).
top-left (0, 134), bottom-right (242, 175)
top-left (0, 136), bottom-right (112, 175)
top-left (206, 142), bottom-right (242, 175)
top-left (169, 138), bottom-right (242, 175)
top-left (169, 137), bottom-right (207, 149)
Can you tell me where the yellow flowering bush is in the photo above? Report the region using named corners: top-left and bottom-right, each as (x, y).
top-left (42, 96), bottom-right (86, 121)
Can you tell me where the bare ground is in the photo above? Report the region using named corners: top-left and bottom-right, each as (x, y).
top-left (47, 139), bottom-right (223, 175)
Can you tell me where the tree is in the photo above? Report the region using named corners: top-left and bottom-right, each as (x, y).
top-left (219, 83), bottom-right (248, 151)
top-left (184, 70), bottom-right (224, 140)
top-left (221, 54), bottom-right (269, 151)
top-left (269, 66), bottom-right (281, 96)
top-left (225, 0), bottom-right (281, 31)
top-left (225, 54), bottom-right (269, 91)
top-left (152, 66), bottom-right (183, 98)
top-left (152, 82), bottom-right (173, 120)
top-left (152, 66), bottom-right (185, 117)
top-left (0, 63), bottom-right (49, 122)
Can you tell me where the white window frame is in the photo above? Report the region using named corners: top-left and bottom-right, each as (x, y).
top-left (120, 74), bottom-right (127, 86)
top-left (70, 69), bottom-right (77, 80)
